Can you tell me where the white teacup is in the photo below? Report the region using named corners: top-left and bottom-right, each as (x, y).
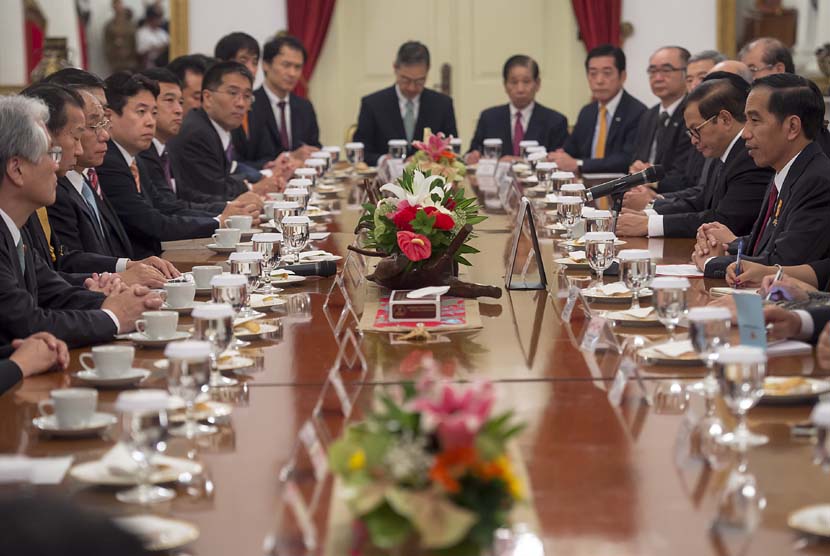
top-left (235, 242), bottom-right (253, 253)
top-left (38, 388), bottom-right (97, 428)
top-left (80, 345), bottom-right (135, 377)
top-left (225, 215), bottom-right (253, 230)
top-left (266, 192), bottom-right (284, 202)
top-left (164, 281), bottom-right (196, 308)
top-left (135, 310), bottom-right (179, 340)
top-left (213, 228), bottom-right (242, 247)
top-left (191, 265), bottom-right (222, 289)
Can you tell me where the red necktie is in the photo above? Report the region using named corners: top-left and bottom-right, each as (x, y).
top-left (278, 100), bottom-right (290, 150)
top-left (87, 168), bottom-right (102, 198)
top-left (752, 183), bottom-right (778, 255)
top-left (513, 111), bottom-right (524, 157)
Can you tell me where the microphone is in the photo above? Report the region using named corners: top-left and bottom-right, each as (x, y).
top-left (283, 260), bottom-right (338, 277)
top-left (583, 165), bottom-right (665, 203)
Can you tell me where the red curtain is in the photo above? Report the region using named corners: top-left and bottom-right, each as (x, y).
top-left (287, 0), bottom-right (337, 98)
top-left (571, 0), bottom-right (622, 51)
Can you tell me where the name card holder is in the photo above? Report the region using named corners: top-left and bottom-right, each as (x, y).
top-left (579, 316), bottom-right (620, 354)
top-left (277, 477), bottom-right (319, 553)
top-left (475, 159), bottom-right (498, 177)
top-left (607, 356), bottom-right (651, 407)
top-left (387, 158), bottom-right (405, 181)
top-left (313, 329), bottom-right (367, 445)
top-left (324, 249), bottom-right (366, 338)
top-left (560, 285), bottom-right (592, 323)
top-left (505, 197), bottom-right (547, 291)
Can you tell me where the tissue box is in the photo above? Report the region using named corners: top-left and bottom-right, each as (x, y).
top-left (388, 290), bottom-right (441, 322)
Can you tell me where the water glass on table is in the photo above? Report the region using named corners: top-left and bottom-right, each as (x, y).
top-left (388, 139), bottom-right (408, 159)
top-left (192, 303), bottom-right (237, 388)
top-left (483, 138), bottom-right (502, 160)
top-left (282, 215), bottom-right (311, 264)
top-left (715, 346), bottom-right (768, 449)
top-left (618, 249), bottom-right (654, 309)
top-left (688, 306), bottom-right (732, 395)
top-left (518, 140), bottom-right (539, 161)
top-left (252, 233), bottom-right (283, 294)
top-left (585, 231), bottom-right (617, 284)
top-left (650, 277), bottom-right (690, 339)
top-left (345, 142), bottom-right (364, 168)
top-left (557, 197), bottom-right (583, 239)
top-left (166, 340), bottom-right (216, 438)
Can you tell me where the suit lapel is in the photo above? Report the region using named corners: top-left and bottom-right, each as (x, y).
top-left (605, 92), bottom-right (628, 147)
top-left (19, 228), bottom-right (37, 295)
top-left (257, 88), bottom-right (282, 150)
top-left (387, 87), bottom-right (407, 140)
top-left (289, 95), bottom-right (303, 150)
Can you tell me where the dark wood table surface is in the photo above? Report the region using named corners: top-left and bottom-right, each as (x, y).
top-left (1, 178), bottom-right (827, 556)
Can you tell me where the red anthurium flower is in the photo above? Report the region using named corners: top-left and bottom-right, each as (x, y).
top-left (397, 231), bottom-right (432, 261)
top-left (391, 203), bottom-right (419, 232)
top-left (444, 198), bottom-right (457, 211)
top-left (423, 206), bottom-right (455, 230)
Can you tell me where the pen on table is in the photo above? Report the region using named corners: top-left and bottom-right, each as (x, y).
top-left (734, 239), bottom-right (744, 287)
top-left (764, 264), bottom-right (784, 302)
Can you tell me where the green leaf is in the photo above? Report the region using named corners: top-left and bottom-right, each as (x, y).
top-left (385, 487), bottom-right (477, 549)
top-left (364, 503), bottom-right (413, 549)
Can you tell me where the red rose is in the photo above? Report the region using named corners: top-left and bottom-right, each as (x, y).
top-left (397, 231), bottom-right (432, 261)
top-left (391, 204), bottom-right (419, 231)
top-left (444, 198), bottom-right (457, 211)
top-left (423, 206), bottom-right (455, 230)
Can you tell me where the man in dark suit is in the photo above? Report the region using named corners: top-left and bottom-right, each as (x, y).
top-left (167, 54), bottom-right (211, 115)
top-left (43, 68), bottom-right (179, 287)
top-left (168, 61), bottom-right (282, 203)
top-left (353, 41), bottom-right (458, 165)
top-left (97, 72), bottom-right (229, 259)
top-left (628, 46), bottom-right (694, 194)
top-left (0, 332), bottom-right (68, 395)
top-left (549, 45), bottom-right (646, 174)
top-left (692, 74), bottom-right (830, 279)
top-left (465, 55), bottom-right (568, 163)
top-left (238, 34), bottom-right (321, 169)
top-left (616, 73), bottom-right (773, 238)
top-left (0, 95), bottom-right (161, 347)
top-left (137, 67), bottom-right (261, 220)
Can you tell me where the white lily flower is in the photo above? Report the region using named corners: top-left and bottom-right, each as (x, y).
top-left (380, 170), bottom-right (446, 207)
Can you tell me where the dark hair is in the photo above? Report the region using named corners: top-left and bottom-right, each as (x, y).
top-left (141, 67), bottom-right (182, 88)
top-left (167, 54), bottom-right (210, 83)
top-left (585, 44), bottom-right (626, 73)
top-left (752, 73), bottom-right (825, 140)
top-left (739, 37), bottom-right (795, 74)
top-left (262, 33), bottom-right (307, 64)
top-left (214, 32), bottom-right (261, 62)
top-left (201, 61), bottom-right (253, 92)
top-left (21, 83), bottom-right (84, 134)
top-left (688, 75), bottom-right (749, 123)
top-left (104, 71), bottom-right (160, 116)
top-left (655, 45), bottom-right (691, 66)
top-left (502, 55), bottom-right (539, 81)
top-left (395, 41), bottom-right (430, 68)
top-left (42, 68), bottom-right (106, 91)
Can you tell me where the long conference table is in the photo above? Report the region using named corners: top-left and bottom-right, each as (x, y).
top-left (1, 172), bottom-right (829, 556)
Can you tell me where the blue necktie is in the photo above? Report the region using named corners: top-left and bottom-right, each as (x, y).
top-left (81, 180), bottom-right (105, 238)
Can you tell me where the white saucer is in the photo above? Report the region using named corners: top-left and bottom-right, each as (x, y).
top-left (309, 232), bottom-right (331, 241)
top-left (233, 322), bottom-right (280, 340)
top-left (75, 368), bottom-right (151, 387)
top-left (33, 412), bottom-right (117, 437)
top-left (206, 243), bottom-right (237, 254)
top-left (126, 330), bottom-right (191, 348)
top-left (168, 400), bottom-right (233, 423)
top-left (114, 515), bottom-right (200, 552)
top-left (270, 273), bottom-right (307, 286)
top-left (161, 301), bottom-right (209, 315)
top-left (70, 455), bottom-right (202, 486)
top-left (154, 355), bottom-right (255, 372)
top-left (305, 207), bottom-right (332, 219)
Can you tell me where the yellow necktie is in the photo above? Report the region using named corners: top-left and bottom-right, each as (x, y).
top-left (36, 207), bottom-right (56, 262)
top-left (595, 104), bottom-right (607, 159)
top-left (129, 160), bottom-right (141, 192)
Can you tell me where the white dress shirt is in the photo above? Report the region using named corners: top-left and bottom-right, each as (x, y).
top-left (509, 102), bottom-right (535, 144)
top-left (0, 207), bottom-right (121, 332)
top-left (647, 129), bottom-right (744, 237)
top-left (395, 85), bottom-right (421, 128)
top-left (66, 170), bottom-right (129, 272)
top-left (208, 116), bottom-right (242, 177)
top-left (591, 88), bottom-right (623, 158)
top-left (151, 137), bottom-right (174, 192)
top-left (263, 85), bottom-right (293, 149)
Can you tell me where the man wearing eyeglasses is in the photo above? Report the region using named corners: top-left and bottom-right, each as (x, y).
top-left (616, 73), bottom-right (772, 238)
top-left (628, 46), bottom-right (694, 194)
top-left (738, 37), bottom-right (794, 80)
top-left (168, 61), bottom-right (283, 202)
top-left (353, 41), bottom-right (458, 166)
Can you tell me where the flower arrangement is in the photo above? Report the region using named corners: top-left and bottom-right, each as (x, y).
top-left (361, 168), bottom-right (485, 268)
top-left (407, 131), bottom-right (466, 184)
top-left (329, 378), bottom-right (525, 555)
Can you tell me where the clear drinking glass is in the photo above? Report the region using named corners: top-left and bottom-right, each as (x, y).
top-left (165, 340), bottom-right (216, 438)
top-left (282, 215), bottom-right (310, 264)
top-left (311, 151), bottom-right (332, 173)
top-left (192, 303), bottom-right (237, 388)
top-left (716, 346), bottom-right (769, 449)
top-left (550, 171), bottom-right (576, 194)
top-left (273, 202), bottom-right (302, 232)
top-left (284, 187), bottom-right (310, 211)
top-left (450, 138), bottom-right (462, 155)
top-left (322, 145), bottom-right (341, 163)
top-left (252, 233), bottom-right (283, 294)
top-left (584, 232), bottom-right (617, 284)
top-left (715, 451), bottom-right (766, 531)
top-left (115, 390), bottom-right (173, 505)
top-left (535, 161), bottom-right (556, 191)
top-left (651, 277), bottom-right (690, 340)
top-left (557, 197), bottom-right (583, 239)
top-left (229, 252), bottom-right (263, 311)
top-left (483, 138), bottom-right (502, 160)
top-left (388, 139), bottom-right (407, 159)
top-left (294, 167), bottom-right (318, 189)
top-left (519, 140), bottom-right (539, 160)
top-left (585, 209), bottom-right (612, 233)
top-left (345, 142), bottom-right (364, 168)
top-left (688, 307), bottom-right (732, 395)
top-left (618, 250), bottom-right (653, 309)
top-left (527, 150), bottom-right (547, 171)
top-left (304, 160), bottom-right (327, 183)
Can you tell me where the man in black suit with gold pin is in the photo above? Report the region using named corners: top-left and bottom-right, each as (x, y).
top-left (353, 41), bottom-right (458, 166)
top-left (549, 44), bottom-right (646, 174)
top-left (692, 74), bottom-right (830, 278)
top-left (466, 54), bottom-right (568, 163)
